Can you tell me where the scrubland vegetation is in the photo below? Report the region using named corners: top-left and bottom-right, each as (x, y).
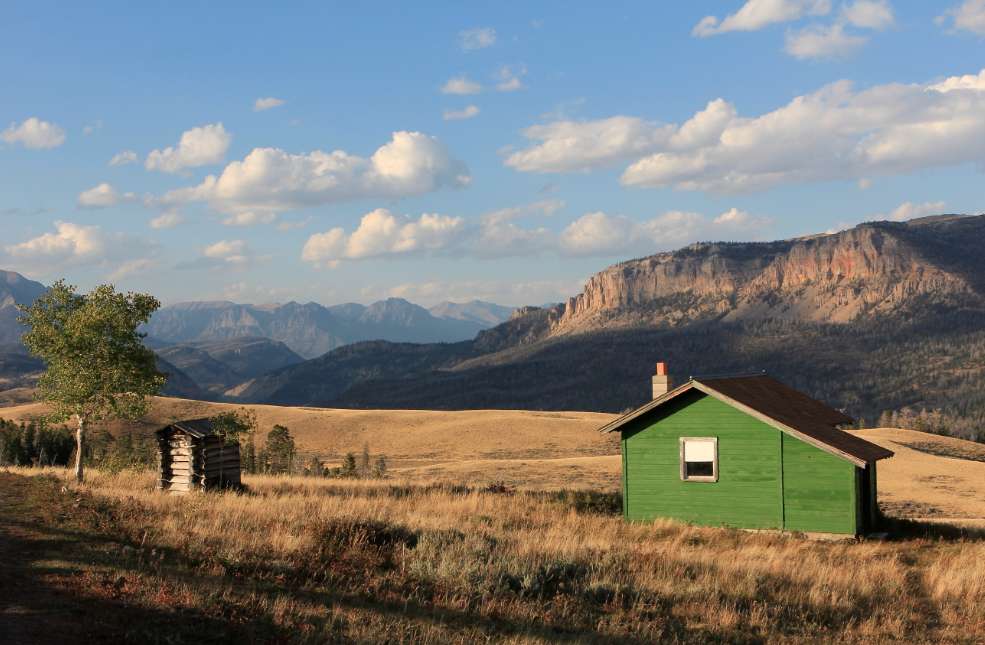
top-left (4, 467), bottom-right (984, 644)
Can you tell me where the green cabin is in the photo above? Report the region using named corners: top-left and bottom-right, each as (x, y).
top-left (600, 366), bottom-right (894, 535)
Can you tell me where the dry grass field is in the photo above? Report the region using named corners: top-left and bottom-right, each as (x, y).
top-left (0, 396), bottom-right (618, 466)
top-left (3, 396), bottom-right (985, 523)
top-left (2, 466), bottom-right (984, 644)
top-left (3, 396), bottom-right (985, 642)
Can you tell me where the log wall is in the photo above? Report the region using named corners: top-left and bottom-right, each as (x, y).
top-left (156, 427), bottom-right (241, 493)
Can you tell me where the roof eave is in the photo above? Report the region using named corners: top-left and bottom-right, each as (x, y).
top-left (597, 379), bottom-right (888, 467)
top-left (598, 380), bottom-right (697, 434)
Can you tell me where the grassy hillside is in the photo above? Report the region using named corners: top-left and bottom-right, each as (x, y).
top-left (230, 314), bottom-right (985, 443)
top-left (3, 405), bottom-right (984, 642)
top-left (4, 395), bottom-right (984, 525)
top-left (0, 395), bottom-right (617, 465)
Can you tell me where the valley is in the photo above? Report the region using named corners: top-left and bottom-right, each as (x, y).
top-left (2, 214), bottom-right (985, 442)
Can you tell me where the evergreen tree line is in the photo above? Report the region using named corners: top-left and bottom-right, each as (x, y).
top-left (0, 418), bottom-right (158, 471)
top-left (302, 443), bottom-right (388, 479)
top-left (0, 418), bottom-right (74, 467)
top-left (0, 408), bottom-right (391, 477)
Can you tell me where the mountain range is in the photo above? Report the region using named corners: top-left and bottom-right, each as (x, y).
top-left (230, 214), bottom-right (985, 441)
top-left (0, 272), bottom-right (514, 400)
top-left (1, 214), bottom-right (984, 441)
top-left (144, 298), bottom-right (512, 359)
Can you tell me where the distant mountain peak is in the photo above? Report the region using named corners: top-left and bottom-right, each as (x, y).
top-left (146, 296), bottom-right (508, 358)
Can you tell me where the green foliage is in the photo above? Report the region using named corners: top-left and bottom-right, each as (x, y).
top-left (261, 424), bottom-right (296, 474)
top-left (18, 280), bottom-right (165, 426)
top-left (372, 455), bottom-right (387, 479)
top-left (360, 442), bottom-right (370, 477)
top-left (305, 455), bottom-right (324, 477)
top-left (331, 447), bottom-right (387, 479)
top-left (340, 452), bottom-right (357, 477)
top-left (0, 417), bottom-right (74, 466)
top-left (89, 430), bottom-right (157, 473)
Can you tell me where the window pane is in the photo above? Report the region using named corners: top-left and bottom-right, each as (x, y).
top-left (683, 440), bottom-right (715, 461)
top-left (685, 461), bottom-right (714, 477)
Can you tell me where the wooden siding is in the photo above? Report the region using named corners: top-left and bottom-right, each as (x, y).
top-left (781, 433), bottom-right (857, 534)
top-left (620, 390), bottom-right (862, 534)
top-left (156, 427), bottom-right (241, 494)
top-left (622, 391), bottom-right (783, 529)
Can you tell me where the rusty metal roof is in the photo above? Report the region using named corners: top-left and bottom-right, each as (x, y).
top-left (599, 375), bottom-right (893, 466)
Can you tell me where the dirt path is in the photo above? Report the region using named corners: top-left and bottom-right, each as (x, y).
top-left (0, 472), bottom-right (100, 643)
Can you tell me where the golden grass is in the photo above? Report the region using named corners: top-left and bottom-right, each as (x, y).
top-left (857, 428), bottom-right (985, 525)
top-left (0, 396), bottom-right (618, 462)
top-left (4, 395), bottom-right (985, 525)
top-left (9, 466), bottom-right (985, 643)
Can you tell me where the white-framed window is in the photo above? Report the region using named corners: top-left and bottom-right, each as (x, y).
top-left (679, 437), bottom-right (718, 482)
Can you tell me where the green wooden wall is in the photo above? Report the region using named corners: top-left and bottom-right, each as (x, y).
top-left (621, 390), bottom-right (862, 534)
top-left (622, 391), bottom-right (783, 529)
top-left (781, 433), bottom-right (857, 534)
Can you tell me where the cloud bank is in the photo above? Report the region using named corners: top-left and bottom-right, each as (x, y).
top-left (506, 69), bottom-right (985, 194)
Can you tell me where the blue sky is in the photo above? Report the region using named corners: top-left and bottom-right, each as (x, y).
top-left (2, 1), bottom-right (984, 307)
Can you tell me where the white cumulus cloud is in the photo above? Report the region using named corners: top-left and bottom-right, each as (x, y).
top-left (77, 183), bottom-right (137, 209)
top-left (507, 69), bottom-right (985, 194)
top-left (938, 0), bottom-right (985, 35)
top-left (221, 212), bottom-right (278, 226)
top-left (559, 211), bottom-right (707, 256)
top-left (505, 116), bottom-right (674, 173)
top-left (161, 131), bottom-right (470, 216)
top-left (150, 211), bottom-right (184, 229)
top-left (145, 123), bottom-right (231, 173)
top-left (459, 27), bottom-right (496, 51)
top-left (841, 0), bottom-right (894, 30)
top-left (443, 105), bottom-right (480, 121)
top-left (1, 117), bottom-right (66, 149)
top-left (254, 97), bottom-right (286, 111)
top-left (302, 209), bottom-right (465, 267)
top-left (693, 0), bottom-right (831, 37)
top-left (785, 23), bottom-right (868, 60)
top-left (881, 201), bottom-right (947, 222)
top-left (109, 150), bottom-right (138, 166)
top-left (495, 65), bottom-right (527, 92)
top-left (441, 76), bottom-right (482, 95)
top-left (204, 239), bottom-right (250, 262)
top-left (929, 69), bottom-right (985, 91)
top-left (3, 221), bottom-right (157, 275)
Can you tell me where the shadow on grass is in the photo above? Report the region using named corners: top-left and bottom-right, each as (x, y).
top-left (881, 515), bottom-right (985, 541)
top-left (0, 475), bottom-right (293, 644)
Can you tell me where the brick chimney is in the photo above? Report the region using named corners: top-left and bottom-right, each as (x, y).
top-left (652, 362), bottom-right (670, 399)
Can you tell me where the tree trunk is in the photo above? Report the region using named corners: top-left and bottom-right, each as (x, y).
top-left (74, 416), bottom-right (85, 484)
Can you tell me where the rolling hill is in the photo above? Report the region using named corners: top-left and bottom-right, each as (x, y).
top-left (2, 395), bottom-right (982, 524)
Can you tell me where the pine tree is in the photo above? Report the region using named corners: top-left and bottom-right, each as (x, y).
top-left (341, 452), bottom-right (357, 478)
top-left (373, 455), bottom-right (387, 479)
top-left (262, 425), bottom-right (296, 474)
top-left (360, 442), bottom-right (371, 477)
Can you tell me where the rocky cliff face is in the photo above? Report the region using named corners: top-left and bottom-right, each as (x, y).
top-left (549, 216), bottom-right (985, 335)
